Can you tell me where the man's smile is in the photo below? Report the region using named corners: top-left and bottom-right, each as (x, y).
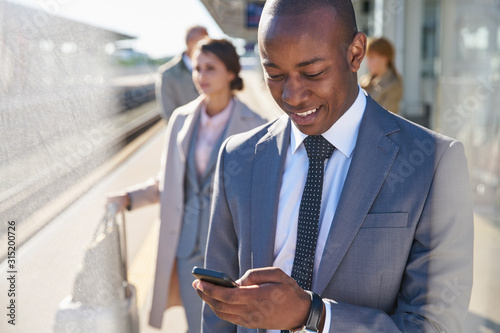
top-left (288, 106), bottom-right (322, 127)
top-left (295, 107), bottom-right (319, 117)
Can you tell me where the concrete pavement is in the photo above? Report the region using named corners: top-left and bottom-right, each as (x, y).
top-left (466, 214), bottom-right (500, 332)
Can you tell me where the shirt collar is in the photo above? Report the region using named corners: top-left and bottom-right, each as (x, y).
top-left (290, 85), bottom-right (366, 159)
top-left (182, 53), bottom-right (193, 72)
top-left (200, 98), bottom-right (234, 128)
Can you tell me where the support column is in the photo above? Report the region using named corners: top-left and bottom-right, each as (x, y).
top-left (371, 0), bottom-right (406, 113)
top-left (403, 0), bottom-right (423, 117)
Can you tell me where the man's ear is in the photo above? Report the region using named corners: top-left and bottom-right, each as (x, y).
top-left (348, 32), bottom-right (367, 72)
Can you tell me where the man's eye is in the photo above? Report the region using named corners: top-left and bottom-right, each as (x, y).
top-left (303, 71), bottom-right (324, 79)
top-left (266, 73), bottom-right (283, 80)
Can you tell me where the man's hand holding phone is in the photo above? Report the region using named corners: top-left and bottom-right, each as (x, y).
top-left (192, 267), bottom-right (316, 330)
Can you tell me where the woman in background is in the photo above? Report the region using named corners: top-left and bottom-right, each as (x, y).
top-left (360, 37), bottom-right (403, 114)
top-left (107, 38), bottom-right (266, 332)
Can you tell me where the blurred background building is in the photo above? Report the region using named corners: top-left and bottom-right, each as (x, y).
top-left (0, 1), bottom-right (157, 237)
top-left (353, 0), bottom-right (500, 216)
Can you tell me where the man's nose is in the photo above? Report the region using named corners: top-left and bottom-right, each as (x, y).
top-left (281, 77), bottom-right (308, 107)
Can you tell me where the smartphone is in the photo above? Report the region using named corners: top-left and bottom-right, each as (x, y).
top-left (192, 267), bottom-right (238, 288)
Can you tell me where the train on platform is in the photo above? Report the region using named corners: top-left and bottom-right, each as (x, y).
top-left (0, 1), bottom-right (160, 255)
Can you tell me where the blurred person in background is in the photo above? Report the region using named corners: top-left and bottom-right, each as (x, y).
top-left (360, 37), bottom-right (403, 114)
top-left (107, 38), bottom-right (266, 332)
top-left (156, 25), bottom-right (208, 119)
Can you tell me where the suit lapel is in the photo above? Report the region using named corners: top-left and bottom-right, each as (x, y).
top-left (224, 97), bottom-right (252, 137)
top-left (199, 126), bottom-right (227, 185)
top-left (177, 99), bottom-right (203, 162)
top-left (315, 97), bottom-right (401, 293)
top-left (200, 98), bottom-right (253, 184)
top-left (251, 116), bottom-right (290, 269)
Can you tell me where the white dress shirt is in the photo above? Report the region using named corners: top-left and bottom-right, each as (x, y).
top-left (268, 87), bottom-right (366, 333)
top-left (182, 52), bottom-right (193, 72)
top-left (195, 99), bottom-right (233, 177)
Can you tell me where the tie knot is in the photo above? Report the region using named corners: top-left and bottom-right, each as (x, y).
top-left (303, 135), bottom-right (335, 160)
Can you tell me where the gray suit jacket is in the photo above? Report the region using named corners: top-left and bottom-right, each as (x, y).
top-left (156, 54), bottom-right (199, 119)
top-left (203, 95), bottom-right (473, 332)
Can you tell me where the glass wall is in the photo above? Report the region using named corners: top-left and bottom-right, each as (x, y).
top-left (436, 0), bottom-right (500, 216)
top-left (354, 0), bottom-right (500, 330)
top-left (435, 4), bottom-right (500, 328)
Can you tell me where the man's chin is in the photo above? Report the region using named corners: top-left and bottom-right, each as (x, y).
top-left (291, 121), bottom-right (326, 136)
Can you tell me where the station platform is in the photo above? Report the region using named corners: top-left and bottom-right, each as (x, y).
top-left (0, 69), bottom-right (498, 333)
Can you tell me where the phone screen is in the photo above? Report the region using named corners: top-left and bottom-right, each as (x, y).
top-left (192, 267), bottom-right (238, 288)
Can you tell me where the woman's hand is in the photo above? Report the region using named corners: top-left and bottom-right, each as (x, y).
top-left (106, 191), bottom-right (130, 212)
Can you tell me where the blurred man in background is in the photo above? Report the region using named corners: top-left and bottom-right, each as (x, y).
top-left (156, 25), bottom-right (208, 119)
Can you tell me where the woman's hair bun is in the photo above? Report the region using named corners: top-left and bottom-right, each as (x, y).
top-left (231, 76), bottom-right (244, 91)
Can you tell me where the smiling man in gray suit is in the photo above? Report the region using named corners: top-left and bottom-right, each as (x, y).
top-left (193, 0), bottom-right (474, 332)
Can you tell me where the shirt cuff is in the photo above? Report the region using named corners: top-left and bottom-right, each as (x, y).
top-left (321, 299), bottom-right (331, 333)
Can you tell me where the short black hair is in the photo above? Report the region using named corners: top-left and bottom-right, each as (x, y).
top-left (263, 0), bottom-right (358, 43)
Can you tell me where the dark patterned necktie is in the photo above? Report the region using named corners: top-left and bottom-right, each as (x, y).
top-left (282, 135), bottom-right (334, 333)
top-left (291, 135), bottom-right (335, 289)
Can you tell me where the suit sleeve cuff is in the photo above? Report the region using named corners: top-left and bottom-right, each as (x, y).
top-left (321, 299), bottom-right (331, 333)
top-left (125, 177), bottom-right (160, 210)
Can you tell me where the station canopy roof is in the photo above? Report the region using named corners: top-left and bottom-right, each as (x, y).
top-left (200, 0), bottom-right (266, 42)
